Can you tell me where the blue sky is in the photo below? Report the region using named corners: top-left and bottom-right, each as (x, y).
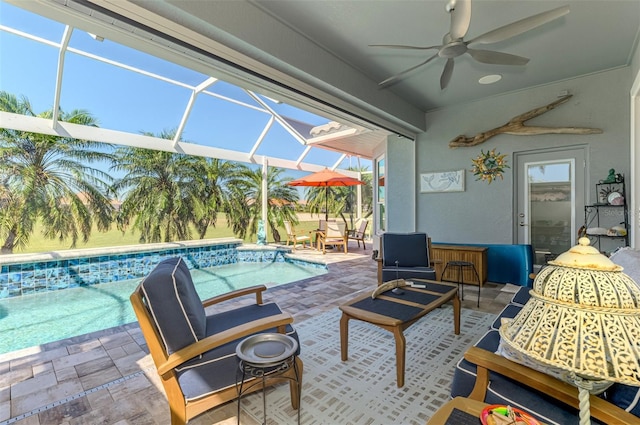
top-left (0, 1), bottom-right (369, 183)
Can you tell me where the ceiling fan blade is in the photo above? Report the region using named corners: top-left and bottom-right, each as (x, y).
top-left (448, 0), bottom-right (472, 40)
top-left (379, 53), bottom-right (440, 86)
top-left (467, 48), bottom-right (529, 65)
top-left (467, 5), bottom-right (569, 46)
top-left (369, 44), bottom-right (441, 50)
top-left (440, 58), bottom-right (455, 90)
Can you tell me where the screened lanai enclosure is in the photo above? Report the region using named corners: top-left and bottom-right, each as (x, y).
top-left (0, 0), bottom-right (390, 241)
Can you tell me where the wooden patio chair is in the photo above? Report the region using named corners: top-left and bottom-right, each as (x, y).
top-left (284, 221), bottom-right (311, 251)
top-left (284, 220), bottom-right (310, 250)
top-left (310, 219), bottom-right (329, 249)
top-left (347, 218), bottom-right (369, 250)
top-left (130, 257), bottom-right (303, 424)
top-left (319, 221), bottom-right (348, 254)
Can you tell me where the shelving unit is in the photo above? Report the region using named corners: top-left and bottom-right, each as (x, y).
top-left (584, 181), bottom-right (629, 253)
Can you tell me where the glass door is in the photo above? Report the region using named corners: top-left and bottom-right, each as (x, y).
top-left (515, 148), bottom-right (586, 267)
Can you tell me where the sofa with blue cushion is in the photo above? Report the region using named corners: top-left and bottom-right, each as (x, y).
top-left (450, 249), bottom-right (640, 425)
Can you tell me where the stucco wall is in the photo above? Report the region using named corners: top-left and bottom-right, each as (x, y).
top-left (404, 67), bottom-right (632, 244)
top-left (386, 135), bottom-right (417, 232)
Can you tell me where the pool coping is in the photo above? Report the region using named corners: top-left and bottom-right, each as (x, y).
top-left (0, 238), bottom-right (244, 266)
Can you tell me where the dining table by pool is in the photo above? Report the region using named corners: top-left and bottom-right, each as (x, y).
top-left (339, 279), bottom-right (460, 387)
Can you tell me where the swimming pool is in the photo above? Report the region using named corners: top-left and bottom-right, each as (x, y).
top-left (0, 260), bottom-right (326, 354)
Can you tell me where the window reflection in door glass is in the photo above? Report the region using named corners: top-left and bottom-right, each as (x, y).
top-left (527, 162), bottom-right (573, 264)
top-left (376, 157), bottom-right (385, 232)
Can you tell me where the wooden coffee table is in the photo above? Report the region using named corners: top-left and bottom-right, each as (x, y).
top-left (339, 279), bottom-right (460, 387)
top-left (425, 397), bottom-right (487, 424)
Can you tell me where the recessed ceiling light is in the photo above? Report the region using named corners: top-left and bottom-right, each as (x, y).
top-left (479, 74), bottom-right (502, 85)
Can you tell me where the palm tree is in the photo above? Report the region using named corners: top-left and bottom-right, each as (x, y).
top-left (225, 166), bottom-right (299, 242)
top-left (111, 130), bottom-right (203, 243)
top-left (190, 158), bottom-right (236, 238)
top-left (0, 91), bottom-right (115, 254)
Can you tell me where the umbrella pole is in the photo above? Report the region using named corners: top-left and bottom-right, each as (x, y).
top-left (325, 186), bottom-right (329, 221)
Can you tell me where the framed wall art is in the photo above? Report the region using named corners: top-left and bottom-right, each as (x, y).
top-left (420, 170), bottom-right (465, 193)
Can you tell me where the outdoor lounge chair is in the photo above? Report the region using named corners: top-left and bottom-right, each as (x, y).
top-left (377, 232), bottom-right (439, 284)
top-left (319, 221), bottom-right (348, 254)
top-left (130, 257), bottom-right (302, 425)
top-left (284, 220), bottom-right (311, 250)
top-left (347, 218), bottom-right (368, 250)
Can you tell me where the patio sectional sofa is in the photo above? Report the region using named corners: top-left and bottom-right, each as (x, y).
top-left (450, 247), bottom-right (640, 424)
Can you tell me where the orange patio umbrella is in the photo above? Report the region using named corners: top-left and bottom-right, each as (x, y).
top-left (288, 168), bottom-right (364, 221)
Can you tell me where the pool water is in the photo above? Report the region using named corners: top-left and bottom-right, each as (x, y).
top-left (0, 261), bottom-right (326, 354)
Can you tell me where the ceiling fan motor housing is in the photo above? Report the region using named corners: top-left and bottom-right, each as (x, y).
top-left (439, 41), bottom-right (468, 58)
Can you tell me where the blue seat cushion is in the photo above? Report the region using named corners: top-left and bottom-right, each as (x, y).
top-left (491, 304), bottom-right (522, 330)
top-left (510, 286), bottom-right (531, 306)
top-left (451, 330), bottom-right (619, 424)
top-left (141, 257), bottom-right (206, 354)
top-left (381, 266), bottom-right (436, 282)
top-left (382, 233), bottom-right (430, 267)
top-left (176, 303), bottom-right (299, 401)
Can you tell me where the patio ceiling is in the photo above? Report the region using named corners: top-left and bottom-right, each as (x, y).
top-left (0, 1), bottom-right (387, 177)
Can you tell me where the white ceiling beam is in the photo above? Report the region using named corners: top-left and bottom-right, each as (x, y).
top-left (194, 76), bottom-right (218, 93)
top-left (245, 90), bottom-right (307, 145)
top-left (0, 24), bottom-right (58, 47)
top-left (200, 89), bottom-right (266, 113)
top-left (51, 25), bottom-right (73, 128)
top-left (332, 154), bottom-right (347, 170)
top-left (295, 146), bottom-right (312, 167)
top-left (0, 111), bottom-right (359, 176)
top-left (173, 76), bottom-right (218, 146)
top-left (248, 115), bottom-right (274, 161)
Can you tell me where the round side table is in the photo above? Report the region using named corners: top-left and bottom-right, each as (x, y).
top-left (442, 260), bottom-right (481, 307)
top-left (236, 333), bottom-right (300, 425)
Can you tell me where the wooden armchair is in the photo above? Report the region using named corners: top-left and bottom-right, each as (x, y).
top-left (464, 346), bottom-right (638, 425)
top-left (283, 220), bottom-right (310, 250)
top-left (318, 221), bottom-right (348, 254)
top-left (130, 257), bottom-right (302, 424)
top-left (347, 218), bottom-right (369, 250)
top-left (375, 233), bottom-right (442, 285)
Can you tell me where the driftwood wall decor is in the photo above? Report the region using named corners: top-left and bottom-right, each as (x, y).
top-left (448, 94), bottom-right (603, 148)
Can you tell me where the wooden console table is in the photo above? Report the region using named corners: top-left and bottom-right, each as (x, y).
top-left (431, 245), bottom-right (488, 287)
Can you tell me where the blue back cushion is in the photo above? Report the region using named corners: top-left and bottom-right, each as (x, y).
top-left (604, 384), bottom-right (640, 417)
top-left (141, 257), bottom-right (206, 354)
top-left (382, 233), bottom-right (429, 267)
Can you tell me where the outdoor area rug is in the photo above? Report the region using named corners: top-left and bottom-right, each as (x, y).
top-left (240, 305), bottom-right (495, 425)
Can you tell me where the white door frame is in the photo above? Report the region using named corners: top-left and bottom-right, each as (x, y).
top-left (631, 68), bottom-right (640, 248)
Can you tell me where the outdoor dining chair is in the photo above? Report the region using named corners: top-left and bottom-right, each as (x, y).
top-left (130, 257), bottom-right (303, 424)
top-left (284, 220), bottom-right (311, 250)
top-left (319, 221), bottom-right (348, 254)
top-left (347, 218), bottom-right (369, 250)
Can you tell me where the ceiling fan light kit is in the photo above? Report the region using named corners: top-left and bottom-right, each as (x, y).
top-left (373, 0), bottom-right (570, 89)
top-left (478, 74), bottom-right (502, 85)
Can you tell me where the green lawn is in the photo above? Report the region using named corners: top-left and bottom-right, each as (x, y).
top-left (12, 215), bottom-right (328, 254)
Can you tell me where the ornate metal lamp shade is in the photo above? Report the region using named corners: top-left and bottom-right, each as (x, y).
top-left (499, 237), bottom-right (640, 424)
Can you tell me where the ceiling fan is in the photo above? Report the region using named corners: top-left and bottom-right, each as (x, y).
top-left (372, 0), bottom-right (569, 89)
